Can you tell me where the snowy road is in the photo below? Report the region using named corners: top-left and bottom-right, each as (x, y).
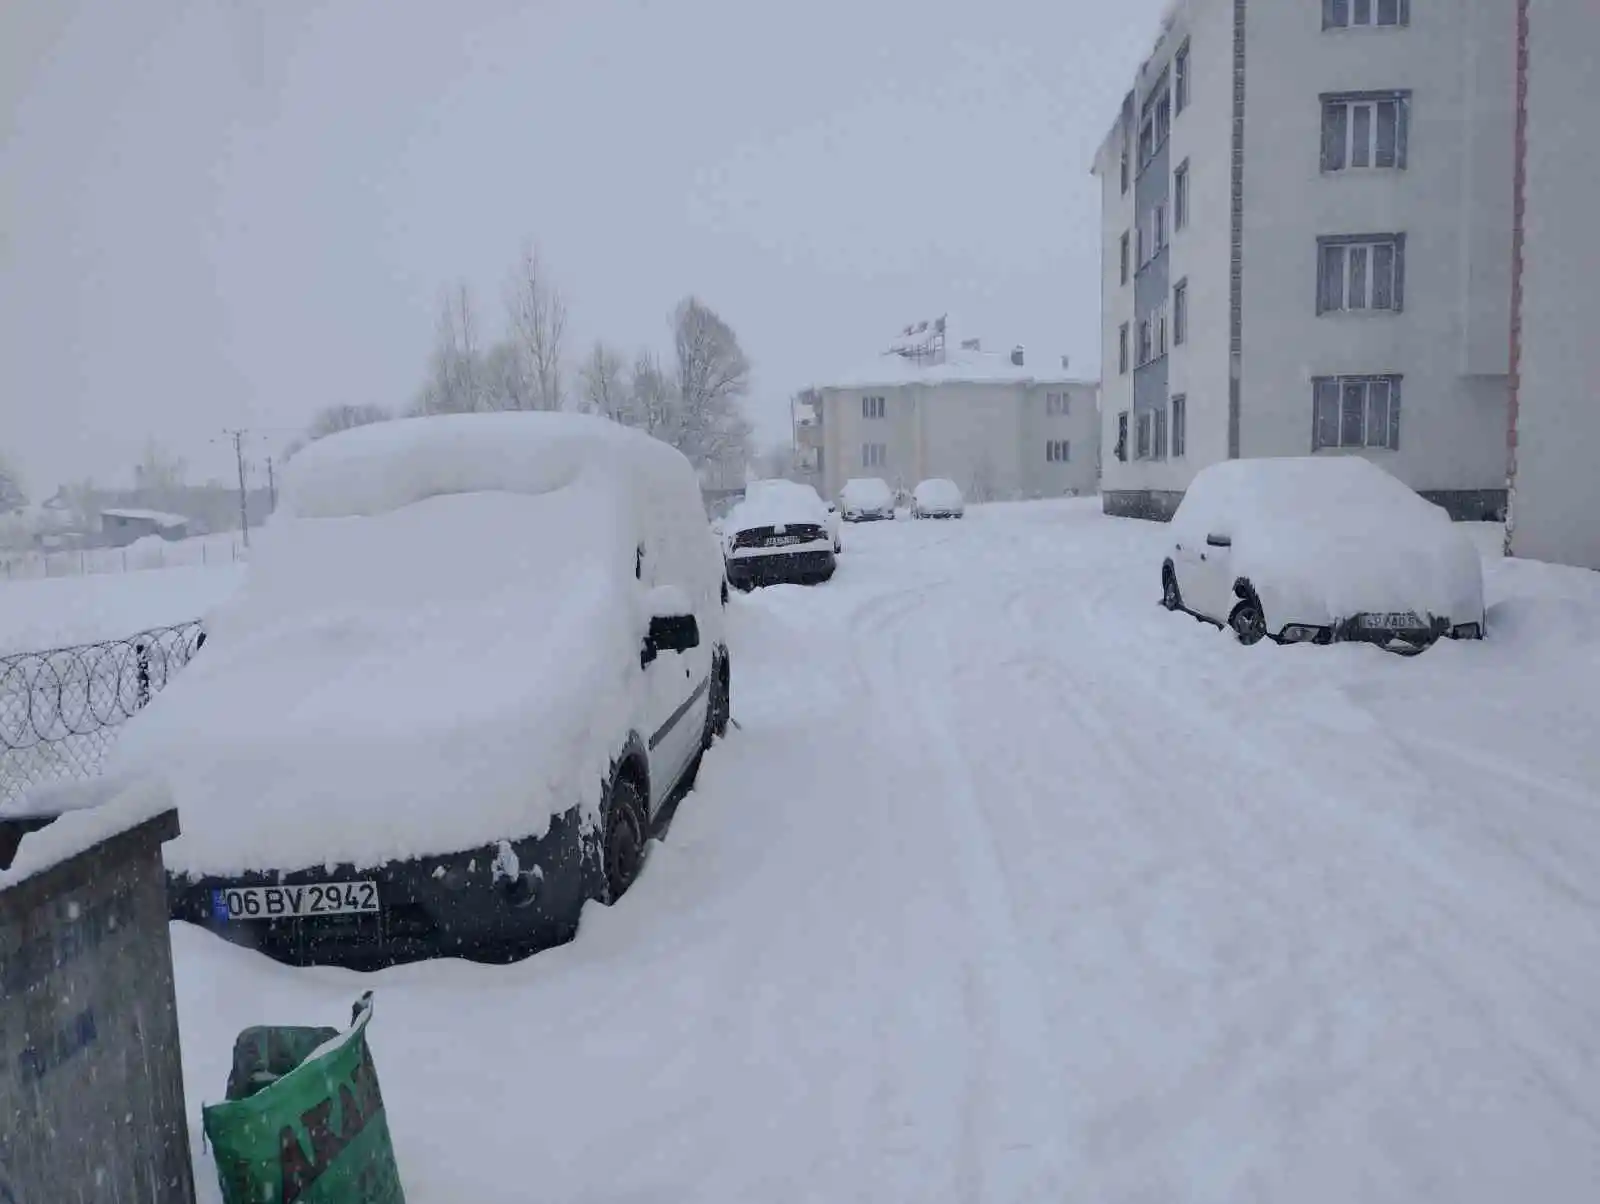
top-left (174, 501), bottom-right (1600, 1202)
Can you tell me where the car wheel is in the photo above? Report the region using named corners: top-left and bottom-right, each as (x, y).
top-left (1228, 598), bottom-right (1268, 646)
top-left (600, 773), bottom-right (647, 904)
top-left (1161, 566), bottom-right (1182, 612)
top-left (706, 653), bottom-right (731, 745)
top-left (834, 539), bottom-right (842, 554)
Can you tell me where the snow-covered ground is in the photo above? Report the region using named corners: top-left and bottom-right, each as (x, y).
top-left (0, 563), bottom-right (244, 655)
top-left (162, 499), bottom-right (1600, 1203)
top-left (0, 530), bottom-right (248, 583)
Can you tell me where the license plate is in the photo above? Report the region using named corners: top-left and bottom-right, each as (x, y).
top-left (1361, 611), bottom-right (1423, 630)
top-left (211, 881), bottom-right (379, 921)
top-left (767, 535), bottom-right (804, 546)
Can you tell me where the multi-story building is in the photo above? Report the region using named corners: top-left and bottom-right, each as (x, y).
top-left (1505, 0), bottom-right (1598, 570)
top-left (808, 342), bottom-right (1099, 503)
top-left (1094, 0), bottom-right (1513, 522)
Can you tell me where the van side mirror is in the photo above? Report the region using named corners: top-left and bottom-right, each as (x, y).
top-left (642, 585), bottom-right (699, 665)
top-left (1205, 533), bottom-right (1232, 548)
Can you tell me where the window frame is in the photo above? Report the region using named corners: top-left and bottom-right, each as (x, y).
top-left (861, 441), bottom-right (888, 469)
top-left (1316, 233), bottom-right (1406, 314)
top-left (1046, 439), bottom-right (1071, 464)
top-left (1321, 91), bottom-right (1410, 172)
top-left (1173, 278), bottom-right (1189, 345)
top-left (1137, 318), bottom-right (1153, 367)
top-left (1118, 323), bottom-right (1130, 375)
top-left (1115, 411), bottom-right (1129, 462)
top-left (1170, 394), bottom-right (1187, 458)
top-left (1046, 391), bottom-right (1072, 417)
top-left (1174, 42), bottom-right (1190, 114)
top-left (1311, 375), bottom-right (1402, 451)
top-left (1135, 411), bottom-right (1153, 460)
top-left (861, 394), bottom-right (887, 420)
top-left (1323, 0), bottom-right (1409, 30)
top-left (1174, 160), bottom-right (1190, 231)
top-left (1120, 231), bottom-right (1130, 285)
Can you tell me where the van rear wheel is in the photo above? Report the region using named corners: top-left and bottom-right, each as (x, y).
top-left (600, 774), bottom-right (647, 904)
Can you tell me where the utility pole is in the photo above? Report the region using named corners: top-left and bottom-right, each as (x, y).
top-left (222, 428), bottom-right (251, 548)
top-left (266, 456), bottom-right (277, 513)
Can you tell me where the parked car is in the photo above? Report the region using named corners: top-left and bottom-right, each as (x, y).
top-left (722, 480), bottom-right (837, 590)
top-left (911, 478), bottom-right (965, 519)
top-left (1160, 457), bottom-right (1486, 653)
top-left (840, 477), bottom-right (896, 522)
top-left (94, 413), bottom-right (731, 968)
top-left (744, 479), bottom-right (842, 552)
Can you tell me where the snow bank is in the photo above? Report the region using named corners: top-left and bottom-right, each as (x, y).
top-left (0, 564), bottom-right (244, 655)
top-left (1172, 457), bottom-right (1484, 626)
top-left (88, 413), bottom-right (718, 876)
top-left (0, 776), bottom-right (166, 889)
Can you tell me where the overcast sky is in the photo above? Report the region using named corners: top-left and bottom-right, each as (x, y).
top-left (2, 0), bottom-right (1165, 493)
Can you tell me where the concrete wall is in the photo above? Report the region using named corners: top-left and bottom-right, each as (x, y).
top-left (1239, 0), bottom-right (1511, 500)
top-left (1507, 0), bottom-right (1600, 569)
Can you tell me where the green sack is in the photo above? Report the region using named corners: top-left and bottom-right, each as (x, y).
top-left (202, 992), bottom-right (406, 1204)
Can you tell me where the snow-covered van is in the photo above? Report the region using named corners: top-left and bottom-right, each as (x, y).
top-left (723, 479), bottom-right (837, 590)
top-left (1160, 457), bottom-right (1486, 653)
top-left (90, 413), bottom-right (732, 966)
top-left (840, 477), bottom-right (896, 522)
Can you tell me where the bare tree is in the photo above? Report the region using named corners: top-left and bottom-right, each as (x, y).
top-left (134, 440), bottom-right (188, 494)
top-left (419, 283), bottom-right (484, 414)
top-left (306, 403), bottom-right (392, 441)
top-left (0, 452), bottom-right (26, 513)
top-left (672, 297), bottom-right (753, 485)
top-left (506, 244), bottom-right (567, 411)
top-left (629, 350), bottom-right (678, 439)
top-left (754, 441), bottom-right (796, 482)
top-left (483, 340), bottom-right (533, 412)
top-left (578, 341), bottom-right (629, 421)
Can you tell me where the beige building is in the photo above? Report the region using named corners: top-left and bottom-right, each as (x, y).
top-left (802, 344), bottom-right (1100, 504)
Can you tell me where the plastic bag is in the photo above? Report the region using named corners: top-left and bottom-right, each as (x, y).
top-left (202, 992), bottom-right (405, 1204)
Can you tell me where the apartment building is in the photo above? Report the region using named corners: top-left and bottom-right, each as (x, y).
top-left (1505, 0), bottom-right (1599, 570)
top-left (1094, 0), bottom-right (1513, 521)
top-left (807, 344), bottom-right (1099, 503)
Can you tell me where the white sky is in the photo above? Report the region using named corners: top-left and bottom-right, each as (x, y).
top-left (1, 0), bottom-right (1165, 493)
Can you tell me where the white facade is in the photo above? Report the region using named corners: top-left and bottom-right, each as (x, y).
top-left (811, 350), bottom-right (1099, 503)
top-left (1094, 0), bottom-right (1512, 521)
top-left (1506, 0), bottom-right (1600, 570)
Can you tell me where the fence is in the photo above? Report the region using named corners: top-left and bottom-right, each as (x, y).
top-left (0, 536), bottom-right (248, 581)
top-left (0, 622), bottom-right (206, 808)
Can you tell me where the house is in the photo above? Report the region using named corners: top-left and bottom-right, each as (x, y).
top-left (808, 339), bottom-right (1100, 503)
top-left (1094, 0), bottom-right (1513, 522)
top-left (99, 508), bottom-right (190, 547)
top-left (1505, 0), bottom-right (1598, 570)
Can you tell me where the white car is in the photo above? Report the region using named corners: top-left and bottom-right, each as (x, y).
top-left (723, 479), bottom-right (837, 590)
top-left (94, 413), bottom-right (731, 967)
top-left (911, 478), bottom-right (965, 519)
top-left (744, 479), bottom-right (842, 552)
top-left (840, 477), bottom-right (896, 522)
top-left (1160, 456), bottom-right (1486, 652)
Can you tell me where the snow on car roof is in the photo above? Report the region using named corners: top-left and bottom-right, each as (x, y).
top-left (914, 478), bottom-right (963, 503)
top-left (726, 480), bottom-right (828, 532)
top-left (1173, 457), bottom-right (1483, 624)
top-left (87, 412), bottom-right (716, 876)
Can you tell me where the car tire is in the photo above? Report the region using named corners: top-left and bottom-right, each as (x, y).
top-left (1161, 565), bottom-right (1183, 612)
top-left (1228, 598), bottom-right (1268, 646)
top-left (599, 772), bottom-right (648, 904)
top-left (706, 653), bottom-right (730, 746)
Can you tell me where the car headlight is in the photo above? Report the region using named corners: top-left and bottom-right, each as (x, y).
top-left (1280, 625), bottom-right (1328, 644)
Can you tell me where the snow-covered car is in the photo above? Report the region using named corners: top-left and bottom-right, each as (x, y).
top-left (840, 477), bottom-right (896, 522)
top-left (1160, 457), bottom-right (1486, 652)
top-left (911, 478), bottom-right (965, 519)
top-left (722, 480), bottom-right (837, 590)
top-left (744, 479), bottom-right (842, 552)
top-left (94, 413), bottom-right (732, 967)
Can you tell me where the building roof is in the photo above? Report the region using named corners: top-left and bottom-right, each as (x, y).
top-left (99, 507), bottom-right (189, 528)
top-left (813, 348), bottom-right (1097, 392)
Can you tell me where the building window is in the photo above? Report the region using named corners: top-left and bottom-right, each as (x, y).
top-left (1137, 318), bottom-right (1152, 366)
top-left (1317, 234), bottom-right (1405, 312)
top-left (1174, 160), bottom-right (1190, 230)
top-left (1135, 411), bottom-right (1153, 460)
top-left (861, 394), bottom-right (887, 419)
top-left (1153, 203), bottom-right (1167, 255)
top-left (862, 441), bottom-right (888, 468)
top-left (1118, 324), bottom-right (1130, 375)
top-left (1323, 0), bottom-right (1409, 29)
top-left (1136, 224), bottom-right (1146, 267)
top-left (1120, 130), bottom-right (1130, 194)
top-left (1153, 407), bottom-right (1168, 461)
top-left (1322, 92), bottom-right (1409, 171)
top-left (1155, 302), bottom-right (1169, 358)
top-left (1139, 110), bottom-right (1155, 169)
top-left (1120, 231), bottom-right (1130, 285)
top-left (1173, 279), bottom-right (1189, 345)
top-left (1139, 76), bottom-right (1171, 171)
top-left (1046, 440), bottom-right (1071, 463)
top-left (1312, 375), bottom-right (1402, 450)
top-left (1171, 395), bottom-right (1187, 458)
top-left (1116, 412), bottom-right (1129, 461)
top-left (1175, 42), bottom-right (1190, 114)
top-left (1046, 392), bottom-right (1071, 417)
